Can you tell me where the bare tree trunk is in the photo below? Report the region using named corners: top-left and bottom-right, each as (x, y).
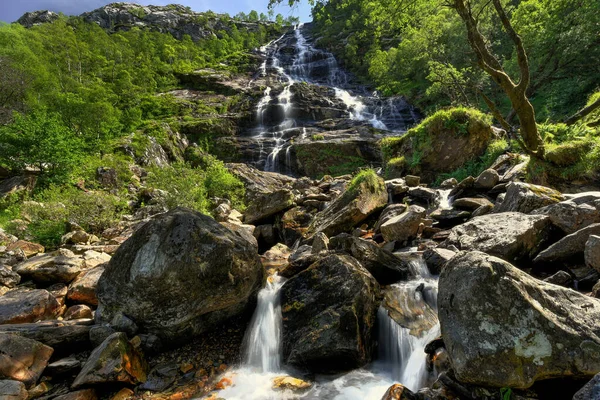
top-left (564, 97), bottom-right (600, 125)
top-left (449, 0), bottom-right (545, 158)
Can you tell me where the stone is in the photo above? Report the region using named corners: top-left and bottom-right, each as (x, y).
top-left (443, 212), bottom-right (552, 264)
top-left (374, 204), bottom-right (407, 233)
top-left (14, 249), bottom-right (84, 284)
top-left (440, 178), bottom-right (458, 189)
top-left (279, 245), bottom-right (320, 279)
top-left (586, 235), bottom-right (600, 273)
top-left (110, 388), bottom-right (134, 400)
top-left (54, 389), bottom-right (98, 400)
top-left (311, 232), bottom-right (329, 254)
top-left (423, 248), bottom-right (456, 275)
top-left (452, 197), bottom-right (494, 211)
top-left (61, 231), bottom-right (99, 246)
top-left (407, 187), bottom-right (438, 205)
top-left (380, 205), bottom-right (426, 243)
top-left (439, 251), bottom-right (600, 389)
top-left (0, 320), bottom-right (92, 351)
top-left (72, 332), bottom-right (147, 388)
top-left (534, 224), bottom-right (600, 265)
top-left (82, 251), bottom-right (110, 268)
top-left (0, 333), bottom-right (53, 388)
top-left (380, 383), bottom-right (418, 400)
top-left (139, 363), bottom-right (178, 392)
top-left (474, 168), bottom-right (499, 189)
top-left (429, 208), bottom-right (471, 228)
top-left (281, 254), bottom-right (380, 373)
top-left (0, 265), bottom-right (20, 288)
top-left (385, 179), bottom-right (409, 196)
top-left (227, 163), bottom-right (295, 225)
top-left (47, 283), bottom-right (68, 306)
top-left (493, 182), bottom-right (564, 214)
top-left (261, 243), bottom-right (291, 270)
top-left (0, 380), bottom-right (28, 400)
top-left (89, 325), bottom-right (116, 348)
top-left (96, 208), bottom-right (264, 343)
top-left (0, 289), bottom-right (61, 324)
top-left (404, 175), bottom-right (420, 187)
top-left (272, 376), bottom-right (312, 392)
top-left (533, 192), bottom-right (600, 234)
top-left (27, 381), bottom-right (52, 398)
top-left (46, 357), bottom-right (82, 376)
top-left (67, 265), bottom-right (104, 306)
top-left (306, 174), bottom-right (387, 239)
top-left (5, 241), bottom-right (44, 257)
top-left (110, 312), bottom-right (138, 337)
top-left (543, 271), bottom-right (573, 287)
top-left (64, 305), bottom-right (93, 321)
top-left (574, 373), bottom-right (600, 400)
top-left (329, 234), bottom-right (412, 285)
top-left (471, 204), bottom-right (493, 217)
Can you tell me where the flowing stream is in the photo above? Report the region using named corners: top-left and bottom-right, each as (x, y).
top-left (213, 255), bottom-right (440, 399)
top-left (251, 24), bottom-right (418, 173)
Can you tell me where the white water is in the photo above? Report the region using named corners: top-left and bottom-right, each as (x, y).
top-left (437, 189), bottom-right (453, 210)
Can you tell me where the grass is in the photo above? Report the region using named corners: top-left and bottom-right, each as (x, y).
top-left (347, 169), bottom-right (384, 194)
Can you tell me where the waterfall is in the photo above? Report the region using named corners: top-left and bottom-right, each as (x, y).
top-left (437, 189), bottom-right (453, 210)
top-left (242, 274), bottom-right (286, 373)
top-left (377, 256), bottom-right (440, 392)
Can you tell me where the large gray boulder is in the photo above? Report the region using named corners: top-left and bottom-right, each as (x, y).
top-left (534, 223), bottom-right (600, 265)
top-left (493, 182), bottom-right (563, 214)
top-left (439, 251), bottom-right (600, 389)
top-left (533, 192), bottom-right (600, 234)
top-left (281, 254), bottom-right (380, 373)
top-left (96, 208), bottom-right (264, 342)
top-left (443, 212), bottom-right (552, 264)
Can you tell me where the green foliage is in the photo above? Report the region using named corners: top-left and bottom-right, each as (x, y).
top-left (500, 387), bottom-right (512, 400)
top-left (347, 169), bottom-right (384, 194)
top-left (311, 134), bottom-right (325, 141)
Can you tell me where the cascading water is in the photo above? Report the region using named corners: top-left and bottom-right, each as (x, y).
top-left (250, 24), bottom-right (418, 174)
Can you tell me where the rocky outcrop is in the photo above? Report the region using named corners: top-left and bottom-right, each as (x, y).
top-left (305, 174), bottom-right (387, 239)
top-left (72, 332), bottom-right (147, 388)
top-left (443, 212), bottom-right (553, 264)
top-left (533, 192), bottom-right (600, 234)
top-left (0, 333), bottom-right (53, 388)
top-left (493, 182), bottom-right (564, 214)
top-left (439, 251), bottom-right (600, 389)
top-left (0, 289), bottom-right (62, 324)
top-left (96, 208), bottom-right (264, 342)
top-left (16, 10), bottom-right (59, 27)
top-left (281, 254), bottom-right (380, 373)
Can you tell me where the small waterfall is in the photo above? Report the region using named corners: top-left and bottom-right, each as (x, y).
top-left (377, 256), bottom-right (440, 392)
top-left (243, 274), bottom-right (286, 372)
top-left (437, 189), bottom-right (453, 210)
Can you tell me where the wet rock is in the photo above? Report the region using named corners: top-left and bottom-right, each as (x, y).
top-left (533, 192), bottom-right (600, 234)
top-left (471, 204), bottom-right (493, 217)
top-left (312, 232), bottom-right (329, 254)
top-left (54, 389), bottom-right (97, 400)
top-left (443, 212), bottom-right (552, 264)
top-left (452, 197), bottom-right (494, 211)
top-left (543, 271), bottom-right (573, 287)
top-left (0, 265), bottom-right (20, 288)
top-left (27, 381), bottom-right (52, 398)
top-left (14, 249), bottom-right (84, 284)
top-left (110, 388), bottom-right (134, 400)
top-left (261, 243), bottom-right (291, 270)
top-left (0, 380), bottom-right (28, 400)
top-left (474, 168), bottom-right (499, 189)
top-left (408, 187), bottom-right (438, 205)
top-left (534, 223), bottom-right (600, 265)
top-left (380, 205), bottom-right (426, 243)
top-left (67, 265), bottom-right (104, 306)
top-left (440, 178), bottom-right (458, 189)
top-left (279, 245), bottom-right (320, 279)
top-left (429, 209), bottom-right (471, 228)
top-left (46, 357), bottom-right (82, 376)
top-left (439, 251), bottom-right (600, 389)
top-left (0, 319), bottom-right (92, 350)
top-left (6, 241), bottom-right (44, 258)
top-left (329, 234), bottom-right (412, 284)
top-left (280, 206), bottom-right (312, 245)
top-left (381, 383), bottom-right (419, 400)
top-left (72, 332), bottom-right (147, 388)
top-left (306, 174), bottom-right (387, 239)
top-left (227, 163), bottom-right (295, 225)
top-left (89, 325), bottom-right (116, 348)
top-left (96, 208), bottom-right (264, 343)
top-left (574, 373), bottom-right (600, 400)
top-left (493, 182), bottom-right (563, 214)
top-left (281, 254), bottom-right (380, 373)
top-left (272, 376), bottom-right (312, 392)
top-left (110, 312), bottom-right (138, 337)
top-left (0, 289), bottom-right (61, 324)
top-left (0, 333), bottom-right (53, 388)
top-left (423, 248), bottom-right (456, 275)
top-left (386, 179), bottom-right (409, 196)
top-left (139, 363), bottom-right (178, 392)
top-left (586, 236), bottom-right (600, 273)
top-left (64, 305), bottom-right (93, 321)
top-left (382, 283), bottom-right (438, 336)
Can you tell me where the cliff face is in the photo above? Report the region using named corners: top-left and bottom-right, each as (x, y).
top-left (18, 3), bottom-right (272, 41)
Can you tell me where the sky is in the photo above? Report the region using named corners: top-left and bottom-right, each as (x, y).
top-left (0, 0), bottom-right (312, 23)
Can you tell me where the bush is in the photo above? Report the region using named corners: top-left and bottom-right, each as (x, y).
top-left (347, 168), bottom-right (384, 194)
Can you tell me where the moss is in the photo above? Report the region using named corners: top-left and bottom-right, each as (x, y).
top-left (294, 144), bottom-right (370, 178)
top-left (311, 134), bottom-right (325, 141)
top-left (347, 169), bottom-right (384, 194)
top-left (282, 301), bottom-right (305, 313)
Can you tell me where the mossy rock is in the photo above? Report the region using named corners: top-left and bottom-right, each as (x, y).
top-left (546, 140), bottom-right (593, 167)
top-left (381, 108), bottom-right (494, 182)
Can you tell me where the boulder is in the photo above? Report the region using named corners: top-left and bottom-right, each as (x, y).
top-left (423, 248), bottom-right (456, 275)
top-left (0, 333), bottom-right (53, 388)
top-left (0, 319), bottom-right (92, 350)
top-left (374, 204), bottom-right (407, 233)
top-left (0, 380), bottom-right (28, 400)
top-left (96, 208), bottom-right (264, 342)
top-left (281, 254), bottom-right (380, 373)
top-left (439, 251), bottom-right (600, 389)
top-left (227, 163), bottom-right (295, 224)
top-left (311, 232), bottom-right (329, 254)
top-left (586, 236), bottom-right (600, 273)
top-left (474, 168), bottom-right (499, 189)
top-left (543, 271), bottom-right (573, 287)
top-left (14, 249), bottom-right (84, 284)
top-left (279, 245), bottom-right (320, 279)
top-left (329, 234), bottom-right (412, 284)
top-left (261, 243), bottom-right (291, 270)
top-left (574, 373), bottom-right (600, 400)
top-left (493, 182), bottom-right (563, 214)
top-left (429, 208), bottom-right (471, 228)
top-left (6, 241), bottom-right (44, 257)
top-left (407, 187), bottom-right (438, 205)
top-left (443, 212), bottom-right (552, 264)
top-left (54, 389), bottom-right (98, 400)
top-left (380, 384), bottom-right (418, 400)
top-left (72, 332), bottom-right (147, 388)
top-left (0, 265), bottom-right (20, 288)
top-left (272, 376), bottom-right (312, 392)
top-left (45, 357), bottom-right (82, 376)
top-left (452, 197), bottom-right (494, 211)
top-left (533, 192), bottom-right (600, 234)
top-left (306, 173), bottom-right (387, 239)
top-left (64, 305), bottom-right (93, 320)
top-left (534, 223), bottom-right (600, 265)
top-left (67, 265), bottom-right (105, 306)
top-left (380, 205), bottom-right (426, 243)
top-left (0, 289), bottom-right (61, 324)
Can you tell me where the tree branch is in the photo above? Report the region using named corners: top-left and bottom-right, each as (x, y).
top-left (564, 97), bottom-right (600, 125)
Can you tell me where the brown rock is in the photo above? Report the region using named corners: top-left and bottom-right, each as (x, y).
top-left (381, 383), bottom-right (418, 400)
top-left (54, 389), bottom-right (98, 400)
top-left (67, 265), bottom-right (104, 306)
top-left (272, 376), bottom-right (312, 392)
top-left (453, 197), bottom-right (494, 211)
top-left (6, 240), bottom-right (44, 257)
top-left (0, 289), bottom-right (61, 324)
top-left (0, 380), bottom-right (28, 400)
top-left (0, 333), bottom-right (53, 388)
top-left (111, 388), bottom-right (134, 400)
top-left (14, 249), bottom-right (84, 284)
top-left (64, 305), bottom-right (93, 321)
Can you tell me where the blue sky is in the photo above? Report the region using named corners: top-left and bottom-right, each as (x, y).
top-left (0, 0), bottom-right (312, 23)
